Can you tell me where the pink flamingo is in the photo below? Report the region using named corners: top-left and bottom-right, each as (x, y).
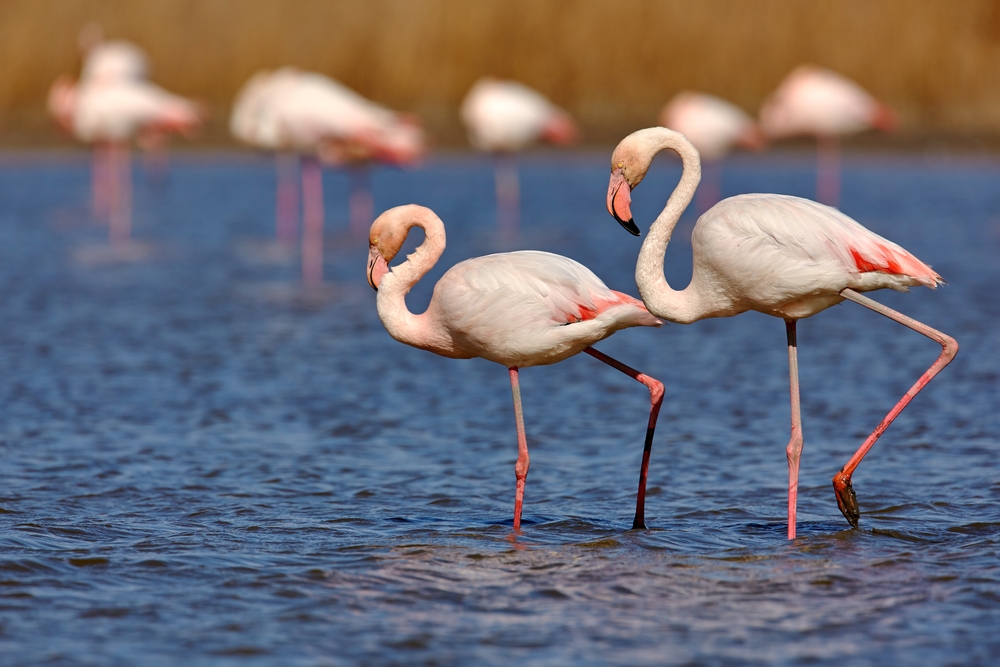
top-left (460, 78), bottom-right (578, 235)
top-left (231, 68), bottom-right (425, 286)
top-left (659, 91), bottom-right (763, 213)
top-left (48, 75), bottom-right (201, 247)
top-left (606, 127), bottom-right (957, 539)
top-left (367, 204), bottom-right (664, 531)
top-left (759, 66), bottom-right (897, 206)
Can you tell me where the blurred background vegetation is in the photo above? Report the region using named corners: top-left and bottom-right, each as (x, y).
top-left (3, 0), bottom-right (1000, 147)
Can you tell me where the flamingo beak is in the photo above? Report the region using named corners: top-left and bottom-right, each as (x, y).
top-left (367, 244), bottom-right (389, 290)
top-left (607, 170), bottom-right (639, 236)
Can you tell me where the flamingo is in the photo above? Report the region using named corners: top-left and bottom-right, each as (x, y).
top-left (659, 91), bottom-right (763, 213)
top-left (48, 75), bottom-right (201, 247)
top-left (759, 65), bottom-right (897, 206)
top-left (460, 78), bottom-right (579, 235)
top-left (231, 68), bottom-right (425, 286)
top-left (606, 127), bottom-right (957, 539)
top-left (367, 204), bottom-right (664, 531)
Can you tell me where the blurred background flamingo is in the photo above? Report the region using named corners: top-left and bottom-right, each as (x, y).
top-left (47, 36), bottom-right (201, 250)
top-left (460, 78), bottom-right (578, 236)
top-left (659, 91), bottom-right (763, 213)
top-left (230, 68), bottom-right (425, 287)
top-left (759, 65), bottom-right (897, 206)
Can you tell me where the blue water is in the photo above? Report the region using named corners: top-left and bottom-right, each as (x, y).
top-left (0, 151), bottom-right (997, 665)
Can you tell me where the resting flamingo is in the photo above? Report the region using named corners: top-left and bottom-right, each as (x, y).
top-left (759, 65), bottom-right (896, 206)
top-left (48, 75), bottom-right (201, 247)
top-left (460, 78), bottom-right (578, 235)
top-left (367, 204), bottom-right (664, 531)
top-left (659, 91), bottom-right (763, 213)
top-left (606, 127), bottom-right (957, 539)
top-left (231, 68), bottom-right (425, 285)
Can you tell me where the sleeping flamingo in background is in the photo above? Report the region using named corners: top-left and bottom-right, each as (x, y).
top-left (759, 66), bottom-right (897, 206)
top-left (231, 68), bottom-right (425, 286)
top-left (460, 78), bottom-right (579, 235)
top-left (367, 204), bottom-right (664, 531)
top-left (659, 91), bottom-right (764, 213)
top-left (48, 74), bottom-right (201, 248)
top-left (606, 127), bottom-right (957, 539)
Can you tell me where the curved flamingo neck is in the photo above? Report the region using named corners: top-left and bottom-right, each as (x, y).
top-left (375, 210), bottom-right (450, 351)
top-left (634, 128), bottom-right (711, 324)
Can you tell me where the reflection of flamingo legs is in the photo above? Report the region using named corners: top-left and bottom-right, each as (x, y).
top-left (348, 163), bottom-right (373, 237)
top-left (300, 156), bottom-right (324, 287)
top-left (816, 135), bottom-right (841, 206)
top-left (494, 153), bottom-right (519, 237)
top-left (275, 153), bottom-right (299, 244)
top-left (107, 142), bottom-right (132, 246)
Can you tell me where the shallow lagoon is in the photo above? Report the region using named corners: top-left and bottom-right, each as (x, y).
top-left (0, 151), bottom-right (997, 665)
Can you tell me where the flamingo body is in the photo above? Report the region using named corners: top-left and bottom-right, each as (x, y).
top-left (759, 66), bottom-right (895, 140)
top-left (72, 79), bottom-right (200, 142)
top-left (659, 92), bottom-right (761, 160)
top-left (368, 205), bottom-right (664, 530)
top-left (460, 78), bottom-right (578, 152)
top-left (81, 40), bottom-right (149, 84)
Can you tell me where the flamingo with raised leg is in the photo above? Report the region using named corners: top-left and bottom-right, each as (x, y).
top-left (606, 127), bottom-right (957, 539)
top-left (659, 91), bottom-right (763, 213)
top-left (460, 78), bottom-right (578, 235)
top-left (231, 68), bottom-right (425, 286)
top-left (367, 204), bottom-right (664, 531)
top-left (759, 65), bottom-right (896, 206)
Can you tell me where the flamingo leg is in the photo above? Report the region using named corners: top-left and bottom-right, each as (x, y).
top-left (694, 159), bottom-right (721, 216)
top-left (832, 288), bottom-right (959, 527)
top-left (301, 156), bottom-right (324, 287)
top-left (92, 142), bottom-right (111, 220)
top-left (494, 153), bottom-right (519, 237)
top-left (785, 320), bottom-right (803, 540)
top-left (583, 347), bottom-right (665, 530)
top-left (275, 152), bottom-right (299, 244)
top-left (108, 141), bottom-right (132, 246)
top-left (349, 162), bottom-right (374, 237)
top-left (817, 135), bottom-right (841, 207)
top-left (508, 367), bottom-right (530, 532)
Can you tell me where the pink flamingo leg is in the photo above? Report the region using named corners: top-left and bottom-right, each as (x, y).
top-left (349, 163), bottom-right (374, 237)
top-left (785, 320), bottom-right (804, 539)
top-left (694, 159), bottom-right (721, 216)
top-left (275, 153), bottom-right (299, 244)
top-left (301, 156), bottom-right (324, 287)
top-left (817, 135), bottom-right (841, 207)
top-left (832, 288), bottom-right (959, 527)
top-left (584, 347), bottom-right (665, 530)
top-left (108, 141), bottom-right (132, 246)
top-left (494, 153), bottom-right (520, 237)
top-left (508, 367), bottom-right (530, 532)
top-left (92, 142), bottom-right (111, 220)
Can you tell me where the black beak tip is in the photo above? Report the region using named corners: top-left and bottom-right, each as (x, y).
top-left (616, 216), bottom-right (641, 236)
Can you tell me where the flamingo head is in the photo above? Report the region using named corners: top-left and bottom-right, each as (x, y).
top-left (367, 206), bottom-right (413, 290)
top-left (607, 130), bottom-right (664, 236)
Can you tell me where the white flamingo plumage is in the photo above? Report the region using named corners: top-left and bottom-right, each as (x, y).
top-left (659, 91), bottom-right (763, 211)
top-left (460, 78), bottom-right (579, 234)
top-left (759, 66), bottom-right (896, 205)
top-left (231, 68), bottom-right (426, 285)
top-left (607, 127), bottom-right (957, 539)
top-left (367, 204), bottom-right (664, 531)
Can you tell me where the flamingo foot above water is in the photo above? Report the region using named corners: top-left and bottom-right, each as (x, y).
top-left (833, 471), bottom-right (860, 528)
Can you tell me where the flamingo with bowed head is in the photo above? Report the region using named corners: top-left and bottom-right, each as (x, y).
top-left (759, 66), bottom-right (896, 206)
top-left (460, 78), bottom-right (579, 235)
top-left (231, 69), bottom-right (425, 285)
top-left (48, 74), bottom-right (201, 247)
top-left (606, 127), bottom-right (957, 539)
top-left (367, 204), bottom-right (665, 531)
top-left (659, 91), bottom-right (764, 213)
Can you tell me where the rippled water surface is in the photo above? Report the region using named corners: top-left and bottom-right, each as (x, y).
top-left (0, 152), bottom-right (998, 665)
